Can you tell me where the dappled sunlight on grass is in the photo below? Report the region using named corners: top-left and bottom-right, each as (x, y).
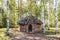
top-left (0, 28), bottom-right (17, 40)
top-left (45, 28), bottom-right (60, 38)
top-left (0, 28), bottom-right (6, 40)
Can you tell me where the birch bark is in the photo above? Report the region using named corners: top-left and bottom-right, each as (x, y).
top-left (6, 0), bottom-right (10, 34)
top-left (41, 0), bottom-right (46, 33)
top-left (47, 0), bottom-right (50, 30)
top-left (54, 0), bottom-right (58, 33)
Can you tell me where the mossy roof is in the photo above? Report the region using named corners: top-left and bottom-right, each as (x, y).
top-left (18, 15), bottom-right (43, 25)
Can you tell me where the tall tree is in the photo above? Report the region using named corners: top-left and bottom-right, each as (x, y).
top-left (18, 0), bottom-right (22, 20)
top-left (32, 0), bottom-right (36, 16)
top-left (6, 0), bottom-right (10, 34)
top-left (14, 0), bottom-right (18, 28)
top-left (47, 0), bottom-right (50, 30)
top-left (0, 0), bottom-right (3, 27)
top-left (54, 0), bottom-right (58, 33)
top-left (27, 0), bottom-right (32, 16)
top-left (41, 0), bottom-right (46, 33)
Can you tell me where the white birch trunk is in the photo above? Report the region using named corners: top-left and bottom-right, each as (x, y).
top-left (47, 0), bottom-right (50, 30)
top-left (15, 0), bottom-right (18, 7)
top-left (41, 0), bottom-right (46, 33)
top-left (1, 0), bottom-right (4, 9)
top-left (6, 0), bottom-right (10, 34)
top-left (54, 0), bottom-right (58, 33)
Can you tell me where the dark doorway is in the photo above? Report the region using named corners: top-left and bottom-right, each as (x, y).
top-left (28, 24), bottom-right (32, 32)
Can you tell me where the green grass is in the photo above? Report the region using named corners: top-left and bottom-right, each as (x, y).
top-left (0, 28), bottom-right (6, 40)
top-left (0, 28), bottom-right (16, 40)
top-left (45, 28), bottom-right (60, 38)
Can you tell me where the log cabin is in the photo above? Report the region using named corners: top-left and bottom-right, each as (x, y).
top-left (18, 15), bottom-right (43, 33)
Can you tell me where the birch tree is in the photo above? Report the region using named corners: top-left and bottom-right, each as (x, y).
top-left (54, 0), bottom-right (58, 33)
top-left (0, 0), bottom-right (4, 26)
top-left (18, 0), bottom-right (22, 20)
top-left (6, 0), bottom-right (10, 34)
top-left (41, 0), bottom-right (46, 33)
top-left (15, 0), bottom-right (18, 7)
top-left (14, 0), bottom-right (18, 28)
top-left (47, 0), bottom-right (50, 30)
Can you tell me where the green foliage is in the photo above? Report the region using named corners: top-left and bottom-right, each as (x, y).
top-left (0, 0), bottom-right (60, 28)
top-left (58, 1), bottom-right (60, 21)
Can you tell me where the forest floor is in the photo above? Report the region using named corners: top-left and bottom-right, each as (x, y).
top-left (0, 28), bottom-right (60, 40)
top-left (9, 29), bottom-right (60, 40)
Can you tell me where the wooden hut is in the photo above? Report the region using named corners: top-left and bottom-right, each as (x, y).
top-left (18, 15), bottom-right (43, 33)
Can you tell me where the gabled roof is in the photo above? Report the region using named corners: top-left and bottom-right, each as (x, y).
top-left (18, 15), bottom-right (43, 25)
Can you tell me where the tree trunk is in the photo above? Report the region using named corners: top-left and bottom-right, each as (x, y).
top-left (18, 0), bottom-right (22, 20)
top-left (54, 0), bottom-right (58, 33)
top-left (27, 0), bottom-right (32, 16)
top-left (6, 0), bottom-right (10, 34)
top-left (1, 0), bottom-right (4, 27)
top-left (41, 0), bottom-right (46, 33)
top-left (47, 0), bottom-right (50, 30)
top-left (32, 0), bottom-right (36, 16)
